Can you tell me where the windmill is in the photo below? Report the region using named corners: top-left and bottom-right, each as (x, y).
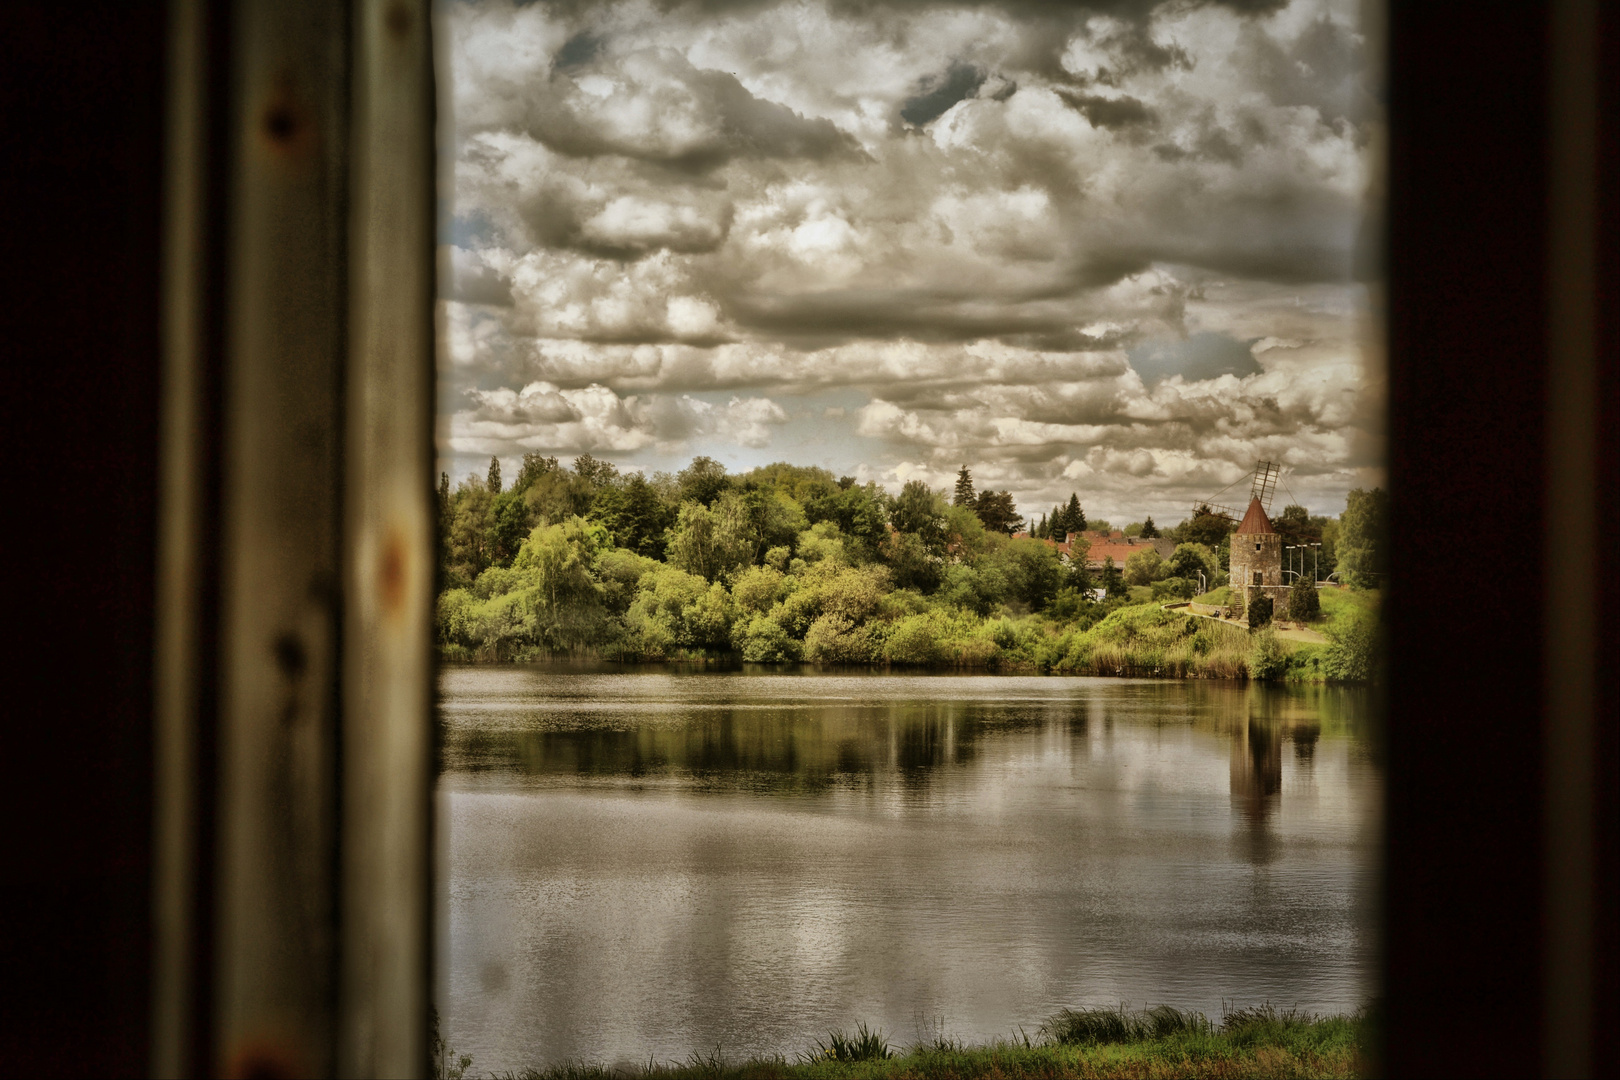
top-left (1190, 460), bottom-right (1282, 524)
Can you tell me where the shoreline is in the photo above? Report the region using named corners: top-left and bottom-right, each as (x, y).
top-left (439, 1005), bottom-right (1375, 1080)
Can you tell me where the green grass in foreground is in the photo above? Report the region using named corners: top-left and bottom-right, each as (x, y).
top-left (456, 1004), bottom-right (1376, 1080)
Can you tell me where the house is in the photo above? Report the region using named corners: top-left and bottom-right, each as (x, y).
top-left (1014, 528), bottom-right (1177, 573)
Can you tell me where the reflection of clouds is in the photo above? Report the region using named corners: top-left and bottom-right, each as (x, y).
top-left (441, 0), bottom-right (1382, 517)
top-left (441, 673), bottom-right (1381, 1071)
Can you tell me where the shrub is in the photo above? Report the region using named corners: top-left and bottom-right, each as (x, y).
top-left (1324, 607), bottom-right (1381, 682)
top-left (1247, 594), bottom-right (1273, 628)
top-left (1247, 627), bottom-right (1288, 681)
top-left (1287, 575), bottom-right (1321, 621)
top-left (803, 613), bottom-right (875, 663)
top-left (1225, 592), bottom-right (1246, 621)
top-left (732, 612), bottom-right (800, 662)
top-left (883, 612), bottom-right (947, 665)
top-left (1151, 576), bottom-right (1196, 601)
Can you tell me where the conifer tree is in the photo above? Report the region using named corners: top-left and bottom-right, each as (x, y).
top-left (1140, 515), bottom-right (1158, 538)
top-left (953, 465), bottom-right (975, 507)
top-left (487, 455), bottom-right (502, 495)
top-left (1064, 493), bottom-right (1085, 535)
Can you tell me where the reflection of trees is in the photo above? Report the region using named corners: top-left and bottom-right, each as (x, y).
top-left (453, 702), bottom-right (1012, 788)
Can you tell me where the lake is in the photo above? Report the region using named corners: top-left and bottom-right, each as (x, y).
top-left (437, 665), bottom-right (1380, 1073)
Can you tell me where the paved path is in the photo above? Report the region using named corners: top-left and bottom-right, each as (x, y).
top-left (1165, 603), bottom-right (1330, 644)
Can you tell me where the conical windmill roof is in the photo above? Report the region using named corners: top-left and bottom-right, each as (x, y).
top-left (1235, 497), bottom-right (1275, 535)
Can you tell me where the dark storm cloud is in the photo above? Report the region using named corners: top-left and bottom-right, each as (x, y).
top-left (900, 62), bottom-right (987, 126)
top-left (553, 31), bottom-right (603, 69)
top-left (1057, 90), bottom-right (1157, 130)
top-left (1128, 332), bottom-right (1264, 385)
top-left (719, 285), bottom-right (1129, 349)
top-left (524, 52), bottom-right (868, 172)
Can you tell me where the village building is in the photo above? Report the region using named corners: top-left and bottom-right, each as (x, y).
top-left (1227, 497), bottom-right (1290, 611)
top-left (1012, 528), bottom-right (1177, 571)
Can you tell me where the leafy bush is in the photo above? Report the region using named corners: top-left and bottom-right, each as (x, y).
top-left (1247, 627), bottom-right (1288, 681)
top-left (803, 613), bottom-right (876, 663)
top-left (1247, 594), bottom-right (1273, 628)
top-left (1324, 606), bottom-right (1381, 682)
top-left (731, 612), bottom-right (800, 662)
top-left (1287, 575), bottom-right (1321, 621)
top-left (1151, 576), bottom-right (1196, 600)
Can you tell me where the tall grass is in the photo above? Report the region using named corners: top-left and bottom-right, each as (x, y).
top-left (497, 1002), bottom-right (1371, 1079)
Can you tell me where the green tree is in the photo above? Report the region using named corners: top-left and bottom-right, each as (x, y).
top-left (572, 453), bottom-right (618, 487)
top-left (881, 530), bottom-right (943, 592)
top-left (1124, 548), bottom-right (1166, 586)
top-left (666, 498), bottom-right (752, 583)
top-left (513, 453), bottom-right (559, 493)
top-left (891, 480), bottom-right (947, 551)
top-left (510, 517), bottom-right (610, 649)
top-left (953, 465), bottom-right (976, 507)
top-left (592, 472), bottom-right (675, 559)
top-left (805, 482), bottom-right (887, 558)
top-left (486, 456), bottom-right (502, 495)
top-left (1061, 493), bottom-right (1086, 536)
top-left (1274, 504), bottom-right (1315, 546)
top-left (445, 476), bottom-right (493, 588)
top-left (1178, 505), bottom-right (1233, 549)
top-left (1168, 542), bottom-right (1218, 590)
top-left (1247, 594), bottom-right (1274, 629)
top-left (996, 537), bottom-right (1066, 611)
top-left (485, 489), bottom-right (534, 567)
top-left (1139, 516), bottom-right (1159, 538)
top-left (1100, 556), bottom-right (1123, 596)
top-left (1337, 487), bottom-right (1388, 589)
top-left (677, 455), bottom-right (730, 506)
top-left (974, 489), bottom-right (1021, 534)
top-left (1287, 574), bottom-right (1321, 621)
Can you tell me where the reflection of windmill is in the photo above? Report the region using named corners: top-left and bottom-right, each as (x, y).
top-left (1191, 460), bottom-right (1281, 523)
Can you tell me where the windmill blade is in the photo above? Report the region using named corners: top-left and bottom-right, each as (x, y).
top-left (1250, 460), bottom-right (1280, 513)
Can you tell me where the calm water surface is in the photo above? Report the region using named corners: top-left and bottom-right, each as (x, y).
top-left (438, 665), bottom-right (1380, 1072)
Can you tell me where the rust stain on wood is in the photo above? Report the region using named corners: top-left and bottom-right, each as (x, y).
top-left (379, 527), bottom-right (408, 620)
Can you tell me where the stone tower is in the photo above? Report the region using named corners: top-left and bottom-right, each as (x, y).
top-left (1228, 497), bottom-right (1287, 610)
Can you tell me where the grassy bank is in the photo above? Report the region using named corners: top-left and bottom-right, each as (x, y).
top-left (445, 1005), bottom-right (1374, 1080)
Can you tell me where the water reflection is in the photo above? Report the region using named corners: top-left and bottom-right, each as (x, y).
top-left (438, 667), bottom-right (1380, 1073)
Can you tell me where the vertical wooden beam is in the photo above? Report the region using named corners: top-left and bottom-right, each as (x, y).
top-left (154, 0), bottom-right (215, 1073)
top-left (155, 0), bottom-right (435, 1073)
top-left (1543, 0), bottom-right (1599, 1075)
top-left (341, 0), bottom-right (436, 1075)
top-left (214, 0), bottom-right (350, 1074)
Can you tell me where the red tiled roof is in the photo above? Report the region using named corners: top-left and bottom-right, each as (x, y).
top-left (1235, 497), bottom-right (1275, 535)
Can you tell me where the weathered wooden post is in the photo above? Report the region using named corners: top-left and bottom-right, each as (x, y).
top-left (154, 1), bottom-right (436, 1075)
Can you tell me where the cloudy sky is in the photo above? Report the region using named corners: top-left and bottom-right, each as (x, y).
top-left (436, 0), bottom-right (1383, 525)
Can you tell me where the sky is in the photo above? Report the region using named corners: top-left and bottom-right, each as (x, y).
top-left (436, 0), bottom-right (1384, 526)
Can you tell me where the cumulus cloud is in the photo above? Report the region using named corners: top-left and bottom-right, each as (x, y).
top-left (439, 0), bottom-right (1384, 522)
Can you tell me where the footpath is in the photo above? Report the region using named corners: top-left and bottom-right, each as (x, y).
top-left (1164, 602), bottom-right (1329, 644)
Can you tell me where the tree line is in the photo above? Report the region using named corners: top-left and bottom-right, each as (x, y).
top-left (435, 454), bottom-right (1387, 664)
